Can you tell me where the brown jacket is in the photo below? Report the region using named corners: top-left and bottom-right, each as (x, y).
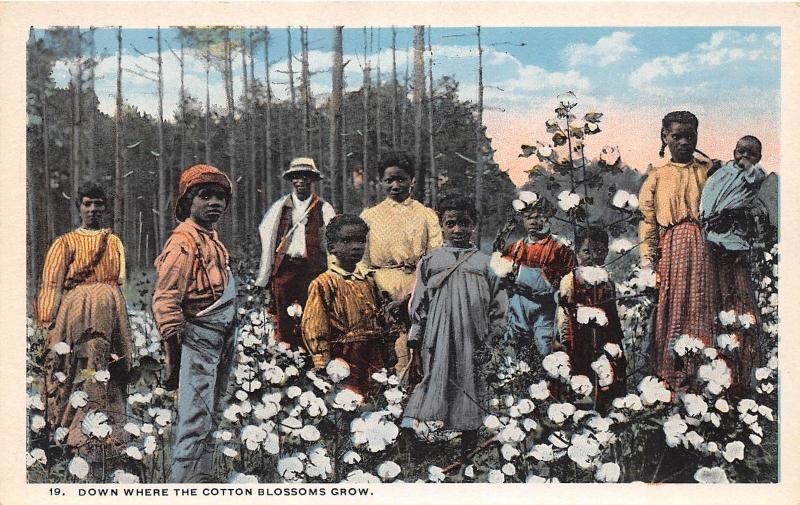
top-left (152, 219), bottom-right (230, 341)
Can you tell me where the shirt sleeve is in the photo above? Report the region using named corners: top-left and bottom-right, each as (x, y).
top-left (407, 258), bottom-right (430, 346)
top-left (486, 261), bottom-right (509, 342)
top-left (301, 277), bottom-right (332, 368)
top-left (556, 273), bottom-right (574, 345)
top-left (424, 208), bottom-right (444, 251)
top-left (152, 235), bottom-right (193, 342)
top-left (112, 235), bottom-right (127, 287)
top-left (638, 168), bottom-right (659, 265)
top-left (36, 237), bottom-right (67, 327)
top-left (322, 202), bottom-right (337, 225)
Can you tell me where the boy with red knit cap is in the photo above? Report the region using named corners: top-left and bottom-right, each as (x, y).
top-left (152, 164), bottom-right (236, 483)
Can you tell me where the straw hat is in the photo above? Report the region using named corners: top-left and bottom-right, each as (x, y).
top-left (282, 157), bottom-right (323, 181)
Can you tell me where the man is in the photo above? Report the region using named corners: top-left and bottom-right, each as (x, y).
top-left (152, 164), bottom-right (235, 483)
top-left (255, 157), bottom-right (336, 348)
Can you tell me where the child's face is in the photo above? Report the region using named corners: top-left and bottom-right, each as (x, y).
top-left (329, 224), bottom-right (367, 270)
top-left (381, 166), bottom-right (414, 202)
top-left (662, 122), bottom-right (698, 163)
top-left (440, 209), bottom-right (475, 248)
top-left (576, 238), bottom-right (608, 267)
top-left (523, 210), bottom-right (549, 237)
top-left (734, 139), bottom-right (762, 169)
top-left (189, 184), bottom-right (228, 228)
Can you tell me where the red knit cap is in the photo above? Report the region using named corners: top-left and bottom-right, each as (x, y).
top-left (175, 164), bottom-right (233, 220)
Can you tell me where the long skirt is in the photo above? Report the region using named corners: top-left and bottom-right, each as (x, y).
top-left (653, 222), bottom-right (717, 391)
top-left (42, 282), bottom-right (131, 477)
top-left (712, 246), bottom-right (763, 393)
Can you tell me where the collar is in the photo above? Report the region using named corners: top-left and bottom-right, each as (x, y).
top-left (384, 196), bottom-right (414, 208)
top-left (328, 257), bottom-right (370, 281)
top-left (76, 227), bottom-right (109, 236)
top-left (184, 218), bottom-right (218, 239)
top-left (525, 234), bottom-right (552, 245)
top-left (291, 192), bottom-right (313, 208)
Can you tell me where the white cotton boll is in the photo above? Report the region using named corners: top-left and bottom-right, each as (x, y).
top-left (758, 405), bottom-right (774, 421)
top-left (277, 455), bottom-right (305, 481)
top-left (595, 462), bottom-right (621, 482)
top-left (719, 310), bottom-right (737, 327)
top-left (522, 418), bottom-right (538, 432)
top-left (464, 464), bottom-right (475, 478)
top-left (223, 404), bottom-right (242, 422)
top-left (235, 390), bottom-right (249, 401)
top-left (263, 433), bottom-right (280, 455)
top-left (587, 416), bottom-right (612, 433)
top-left (483, 415), bottom-right (502, 431)
top-left (69, 390), bottom-right (88, 409)
top-left (542, 352), bottom-right (571, 380)
top-left (577, 266), bottom-right (609, 286)
top-left (750, 434), bottom-right (763, 445)
top-left (627, 194), bottom-right (639, 209)
top-left (518, 190), bottom-right (538, 205)
top-left (124, 446), bottom-right (143, 461)
top-left (27, 448), bottom-right (46, 467)
top-left (516, 399), bottom-right (535, 415)
top-left (371, 369), bottom-right (389, 384)
top-left (141, 423), bottom-right (154, 434)
top-left (576, 306), bottom-right (609, 327)
top-left (609, 238), bottom-right (634, 254)
top-left (342, 451), bottom-right (361, 465)
top-left (488, 469), bottom-right (505, 483)
top-left (287, 386), bottom-right (302, 399)
top-left (694, 466), bottom-right (729, 483)
top-left (570, 375), bottom-right (594, 397)
top-left (682, 431), bottom-right (705, 451)
top-left (682, 394), bottom-right (708, 417)
top-left (716, 333), bottom-right (740, 352)
top-left (714, 399), bottom-right (730, 413)
top-left (567, 432), bottom-right (601, 469)
top-left (53, 427), bottom-right (69, 444)
top-left (501, 443), bottom-right (521, 461)
top-left (112, 470), bottom-right (140, 483)
top-left (703, 347), bottom-right (718, 360)
top-left (529, 444), bottom-right (554, 462)
top-left (549, 430), bottom-right (570, 449)
top-left (663, 414), bottom-right (688, 448)
top-left (502, 463), bottom-right (516, 476)
top-left (286, 302), bottom-right (303, 318)
top-left (124, 423), bottom-right (142, 437)
top-left (547, 403), bottom-right (576, 425)
top-left (512, 199), bottom-right (526, 212)
top-left (241, 379), bottom-right (262, 392)
top-left (755, 367), bottom-right (772, 381)
top-left (529, 380), bottom-right (551, 400)
top-left (333, 389), bottom-right (363, 411)
top-left (591, 355), bottom-right (614, 387)
top-left (299, 425), bottom-right (321, 442)
top-left (230, 473), bottom-right (258, 484)
top-left (504, 395), bottom-right (515, 408)
top-left (672, 334), bottom-right (705, 357)
top-left (305, 448), bottom-right (333, 479)
top-left (723, 441), bottom-right (745, 462)
top-left (612, 190), bottom-right (631, 209)
top-left (143, 435), bottom-right (157, 455)
top-left (68, 456), bottom-right (90, 480)
top-left (498, 422), bottom-right (526, 444)
top-left (54, 371), bottom-right (67, 383)
top-left (558, 190), bottom-right (582, 211)
top-left (253, 401), bottom-right (280, 420)
top-left (490, 252), bottom-right (514, 279)
top-left (344, 470), bottom-right (381, 483)
top-left (377, 461), bottom-right (402, 481)
top-left (384, 388), bottom-right (404, 404)
top-left (51, 341), bottom-right (70, 355)
top-left (738, 313), bottom-right (756, 328)
top-left (604, 343), bottom-right (622, 358)
top-left (638, 376), bottom-right (672, 406)
top-left (81, 411), bottom-right (112, 439)
top-left (326, 358), bottom-right (351, 383)
top-left (93, 370), bottom-right (110, 383)
top-left (428, 466), bottom-right (446, 483)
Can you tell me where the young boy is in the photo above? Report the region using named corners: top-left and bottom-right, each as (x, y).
top-left (152, 164), bottom-right (236, 483)
top-left (556, 227), bottom-right (626, 409)
top-left (700, 135), bottom-right (767, 392)
top-left (301, 215), bottom-right (386, 396)
top-left (497, 195), bottom-right (575, 361)
top-left (403, 195), bottom-right (507, 459)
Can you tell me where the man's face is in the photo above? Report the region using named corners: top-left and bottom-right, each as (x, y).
top-left (381, 166), bottom-right (413, 202)
top-left (291, 173), bottom-right (314, 200)
top-left (328, 224), bottom-right (367, 269)
top-left (441, 209), bottom-right (475, 248)
top-left (734, 139), bottom-right (762, 170)
top-left (79, 197), bottom-right (106, 229)
top-left (662, 122), bottom-right (698, 164)
top-left (189, 184), bottom-right (228, 228)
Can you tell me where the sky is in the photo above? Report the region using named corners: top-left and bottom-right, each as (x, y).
top-left (40, 26), bottom-right (780, 186)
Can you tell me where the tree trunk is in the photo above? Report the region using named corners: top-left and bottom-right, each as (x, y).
top-left (114, 27), bottom-right (124, 236)
top-left (361, 26), bottom-right (371, 209)
top-left (401, 44), bottom-right (409, 152)
top-left (156, 26), bottom-right (167, 248)
top-left (301, 26), bottom-right (311, 155)
top-left (248, 31), bottom-right (258, 216)
top-left (70, 26), bottom-right (82, 225)
top-left (179, 36), bottom-right (186, 171)
top-left (391, 26), bottom-right (398, 151)
top-left (329, 27), bottom-right (344, 212)
top-left (475, 26), bottom-right (485, 240)
top-left (205, 36), bottom-right (211, 164)
top-left (263, 27), bottom-right (275, 204)
top-left (286, 27), bottom-right (297, 160)
top-left (87, 27), bottom-right (96, 181)
top-left (427, 27), bottom-right (437, 205)
top-left (412, 26), bottom-right (425, 202)
top-left (375, 27), bottom-right (382, 202)
top-left (225, 31), bottom-right (239, 244)
top-left (240, 31), bottom-right (252, 230)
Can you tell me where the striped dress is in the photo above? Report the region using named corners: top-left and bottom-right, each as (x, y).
top-left (36, 227), bottom-right (131, 472)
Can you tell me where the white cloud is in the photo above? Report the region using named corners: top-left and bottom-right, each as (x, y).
top-left (629, 30), bottom-right (779, 95)
top-left (565, 31), bottom-right (638, 67)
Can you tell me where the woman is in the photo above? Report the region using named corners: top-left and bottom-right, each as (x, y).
top-left (36, 182), bottom-right (131, 479)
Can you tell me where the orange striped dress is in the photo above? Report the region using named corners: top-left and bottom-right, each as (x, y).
top-left (37, 227), bottom-right (131, 464)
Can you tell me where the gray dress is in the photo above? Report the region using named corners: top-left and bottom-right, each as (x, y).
top-left (403, 246), bottom-right (508, 430)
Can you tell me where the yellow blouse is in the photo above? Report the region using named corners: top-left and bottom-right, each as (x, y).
top-left (360, 197), bottom-right (443, 300)
top-left (638, 159), bottom-right (710, 264)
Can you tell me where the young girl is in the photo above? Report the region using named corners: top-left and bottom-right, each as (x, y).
top-left (639, 111), bottom-right (717, 391)
top-left (556, 227), bottom-right (626, 409)
top-left (700, 135), bottom-right (767, 392)
top-left (403, 195), bottom-right (507, 458)
top-left (499, 194), bottom-right (576, 361)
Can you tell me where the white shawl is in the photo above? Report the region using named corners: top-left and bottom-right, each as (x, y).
top-left (254, 194), bottom-right (292, 287)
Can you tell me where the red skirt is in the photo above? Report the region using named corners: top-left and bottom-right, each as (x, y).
top-left (653, 222), bottom-right (717, 390)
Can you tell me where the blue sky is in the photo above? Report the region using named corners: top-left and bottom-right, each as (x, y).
top-left (38, 25), bottom-right (781, 184)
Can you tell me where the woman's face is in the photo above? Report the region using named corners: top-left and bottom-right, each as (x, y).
top-left (79, 197), bottom-right (106, 229)
top-left (662, 122), bottom-right (698, 163)
top-left (381, 166), bottom-right (414, 202)
top-left (189, 184), bottom-right (228, 228)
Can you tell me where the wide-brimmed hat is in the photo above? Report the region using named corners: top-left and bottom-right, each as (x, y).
top-left (175, 164), bottom-right (233, 220)
top-left (282, 157), bottom-right (323, 181)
